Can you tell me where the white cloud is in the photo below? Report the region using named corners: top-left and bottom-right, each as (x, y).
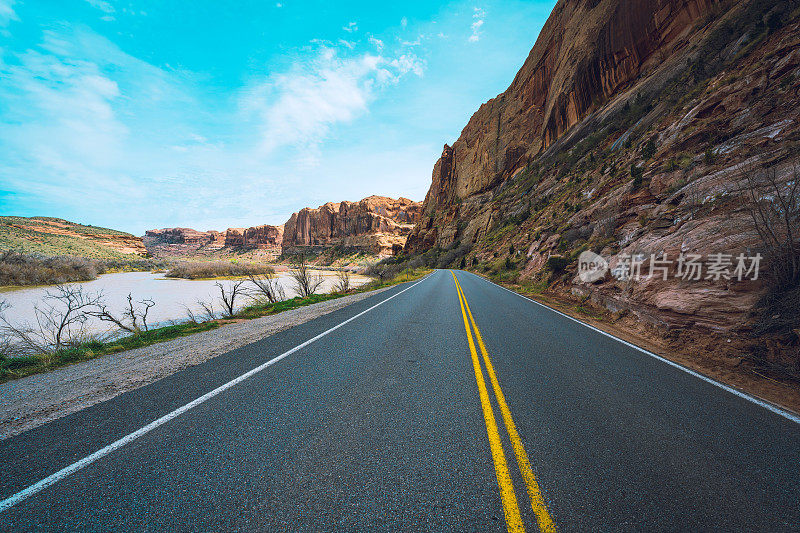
top-left (342, 21), bottom-right (357, 33)
top-left (243, 45), bottom-right (424, 157)
top-left (401, 16), bottom-right (408, 28)
top-left (85, 0), bottom-right (115, 14)
top-left (368, 36), bottom-right (384, 51)
top-left (0, 0), bottom-right (18, 26)
top-left (469, 7), bottom-right (485, 42)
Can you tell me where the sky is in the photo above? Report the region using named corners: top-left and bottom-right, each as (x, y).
top-left (0, 0), bottom-right (556, 235)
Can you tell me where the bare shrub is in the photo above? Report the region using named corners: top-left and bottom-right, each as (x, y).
top-left (88, 293), bottom-right (155, 333)
top-left (334, 270), bottom-right (352, 293)
top-left (290, 255), bottom-right (324, 297)
top-left (165, 261), bottom-right (273, 280)
top-left (0, 285), bottom-right (101, 355)
top-left (738, 162), bottom-right (800, 290)
top-left (215, 280), bottom-right (248, 317)
top-left (248, 273), bottom-right (285, 303)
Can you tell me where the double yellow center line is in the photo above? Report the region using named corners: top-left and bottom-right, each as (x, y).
top-left (451, 271), bottom-right (556, 533)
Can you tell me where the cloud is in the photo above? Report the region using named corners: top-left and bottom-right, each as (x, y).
top-left (342, 21), bottom-right (357, 33)
top-left (0, 0), bottom-right (18, 26)
top-left (243, 44), bottom-right (424, 156)
top-left (368, 36), bottom-right (384, 51)
top-left (469, 7), bottom-right (485, 42)
top-left (85, 0), bottom-right (115, 14)
top-left (401, 16), bottom-right (407, 28)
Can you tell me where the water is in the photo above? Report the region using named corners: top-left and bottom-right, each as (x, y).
top-left (0, 270), bottom-right (370, 338)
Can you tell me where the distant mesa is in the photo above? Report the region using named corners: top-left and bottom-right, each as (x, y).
top-left (282, 196), bottom-right (422, 256)
top-left (144, 195), bottom-right (421, 258)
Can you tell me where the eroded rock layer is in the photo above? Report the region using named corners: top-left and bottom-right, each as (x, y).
top-left (282, 196), bottom-right (422, 255)
top-left (406, 0), bottom-right (800, 341)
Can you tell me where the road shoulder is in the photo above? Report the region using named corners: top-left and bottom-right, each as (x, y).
top-left (464, 271), bottom-right (800, 418)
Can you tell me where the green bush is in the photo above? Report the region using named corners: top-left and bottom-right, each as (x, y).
top-left (545, 256), bottom-right (569, 273)
top-left (631, 164), bottom-right (644, 190)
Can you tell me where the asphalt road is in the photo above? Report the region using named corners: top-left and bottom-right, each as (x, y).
top-left (1, 269), bottom-right (799, 532)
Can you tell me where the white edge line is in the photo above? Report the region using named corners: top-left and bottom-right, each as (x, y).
top-left (0, 274), bottom-right (430, 513)
top-left (458, 270), bottom-right (800, 425)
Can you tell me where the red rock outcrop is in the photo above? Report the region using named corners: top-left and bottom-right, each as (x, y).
top-left (406, 0), bottom-right (800, 339)
top-left (282, 196), bottom-right (422, 255)
top-left (224, 225), bottom-right (283, 248)
top-left (144, 228), bottom-right (223, 247)
top-left (407, 0), bottom-right (725, 253)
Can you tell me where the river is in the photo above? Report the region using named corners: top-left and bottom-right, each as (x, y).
top-left (0, 270), bottom-right (370, 338)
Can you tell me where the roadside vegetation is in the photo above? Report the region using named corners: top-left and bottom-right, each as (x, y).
top-left (0, 266), bottom-right (430, 383)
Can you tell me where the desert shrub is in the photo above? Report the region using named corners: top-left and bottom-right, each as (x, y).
top-left (545, 255), bottom-right (569, 273)
top-left (631, 164), bottom-right (644, 190)
top-left (165, 261), bottom-right (273, 280)
top-left (642, 138), bottom-right (657, 160)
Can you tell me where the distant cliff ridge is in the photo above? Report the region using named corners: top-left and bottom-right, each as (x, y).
top-left (144, 195), bottom-right (421, 258)
top-left (282, 196), bottom-right (422, 255)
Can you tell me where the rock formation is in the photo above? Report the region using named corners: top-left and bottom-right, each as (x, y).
top-left (144, 224), bottom-right (282, 257)
top-left (406, 0), bottom-right (800, 341)
top-left (145, 196), bottom-right (419, 258)
top-left (224, 225), bottom-right (283, 248)
top-left (282, 196), bottom-right (422, 255)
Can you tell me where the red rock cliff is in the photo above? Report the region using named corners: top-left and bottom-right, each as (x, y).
top-left (282, 196), bottom-right (422, 254)
top-left (408, 0), bottom-right (723, 253)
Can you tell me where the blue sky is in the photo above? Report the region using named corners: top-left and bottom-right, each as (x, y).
top-left (0, 0), bottom-right (556, 234)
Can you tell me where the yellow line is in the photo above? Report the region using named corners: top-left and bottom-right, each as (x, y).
top-left (453, 272), bottom-right (557, 533)
top-left (452, 271), bottom-right (525, 533)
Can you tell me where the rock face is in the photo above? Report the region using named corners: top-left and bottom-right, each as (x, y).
top-left (224, 225), bottom-right (283, 248)
top-left (144, 228), bottom-right (224, 247)
top-left (282, 196), bottom-right (422, 255)
top-left (144, 225), bottom-right (282, 257)
top-left (408, 0), bottom-right (722, 242)
top-left (407, 0), bottom-right (800, 335)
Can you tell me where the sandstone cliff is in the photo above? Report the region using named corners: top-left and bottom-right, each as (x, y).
top-left (405, 0), bottom-right (799, 369)
top-left (282, 196), bottom-right (422, 255)
top-left (144, 224), bottom-right (282, 258)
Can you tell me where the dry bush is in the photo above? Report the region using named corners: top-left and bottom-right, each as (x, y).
top-left (248, 273), bottom-right (285, 303)
top-left (334, 270), bottom-right (352, 293)
top-left (738, 162), bottom-right (800, 291)
top-left (0, 285), bottom-right (101, 355)
top-left (88, 293), bottom-right (155, 333)
top-left (0, 251), bottom-right (101, 286)
top-left (165, 261), bottom-right (273, 280)
top-left (215, 281), bottom-right (249, 317)
top-left (290, 255), bottom-right (324, 297)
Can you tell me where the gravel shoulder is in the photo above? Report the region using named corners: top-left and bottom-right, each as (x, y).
top-left (0, 287), bottom-right (392, 439)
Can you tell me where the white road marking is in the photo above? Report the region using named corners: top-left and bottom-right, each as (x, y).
top-left (0, 275), bottom-right (430, 513)
top-left (460, 270), bottom-right (800, 425)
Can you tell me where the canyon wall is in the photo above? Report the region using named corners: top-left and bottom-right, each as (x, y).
top-left (282, 196), bottom-right (422, 255)
top-left (144, 225), bottom-right (282, 257)
top-left (406, 0), bottom-right (800, 344)
top-left (145, 196), bottom-right (421, 258)
top-left (407, 0), bottom-right (726, 253)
